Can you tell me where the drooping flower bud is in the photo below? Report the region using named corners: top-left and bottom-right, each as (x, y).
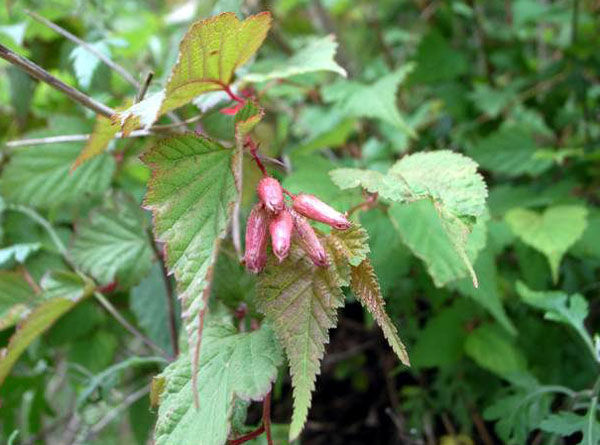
top-left (290, 210), bottom-right (329, 267)
top-left (257, 177), bottom-right (285, 213)
top-left (244, 204), bottom-right (269, 273)
top-left (269, 209), bottom-right (293, 262)
top-left (292, 193), bottom-right (351, 230)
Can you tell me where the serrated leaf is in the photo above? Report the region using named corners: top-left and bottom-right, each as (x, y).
top-left (540, 409), bottom-right (600, 445)
top-left (256, 244), bottom-right (345, 440)
top-left (322, 64), bottom-right (415, 136)
top-left (71, 192), bottom-right (153, 287)
top-left (0, 271), bottom-right (40, 331)
top-left (332, 150), bottom-right (488, 288)
top-left (1, 139), bottom-right (115, 209)
top-left (516, 281), bottom-right (595, 361)
top-left (72, 114), bottom-right (119, 169)
top-left (243, 35), bottom-right (346, 82)
top-left (0, 243), bottom-right (41, 268)
top-left (505, 206), bottom-right (588, 282)
top-left (153, 320), bottom-right (282, 445)
top-left (113, 12), bottom-right (271, 132)
top-left (0, 271), bottom-right (91, 386)
top-left (325, 224), bottom-right (369, 267)
top-left (409, 30), bottom-right (467, 84)
top-left (350, 259), bottom-right (409, 365)
top-left (141, 134), bottom-right (237, 345)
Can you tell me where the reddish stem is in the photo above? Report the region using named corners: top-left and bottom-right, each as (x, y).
top-left (244, 135), bottom-right (267, 176)
top-left (263, 391), bottom-right (273, 445)
top-left (228, 425), bottom-right (266, 445)
top-left (222, 83), bottom-right (245, 103)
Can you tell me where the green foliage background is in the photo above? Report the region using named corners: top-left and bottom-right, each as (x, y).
top-left (0, 0), bottom-right (599, 444)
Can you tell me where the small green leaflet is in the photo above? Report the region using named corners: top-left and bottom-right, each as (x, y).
top-left (256, 243), bottom-right (345, 440)
top-left (70, 192), bottom-right (153, 287)
top-left (332, 150), bottom-right (488, 287)
top-left (516, 281), bottom-right (596, 362)
top-left (243, 35), bottom-right (347, 82)
top-left (153, 319), bottom-right (282, 445)
top-left (505, 205), bottom-right (588, 282)
top-left (0, 271), bottom-right (93, 386)
top-left (141, 134), bottom-right (237, 353)
top-left (322, 64), bottom-right (415, 136)
top-left (113, 12), bottom-right (271, 133)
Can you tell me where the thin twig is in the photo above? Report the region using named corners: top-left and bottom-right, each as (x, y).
top-left (136, 71), bottom-right (154, 103)
top-left (25, 10), bottom-right (139, 88)
top-left (0, 43), bottom-right (114, 118)
top-left (147, 229), bottom-right (179, 358)
top-left (94, 292), bottom-right (170, 359)
top-left (5, 130), bottom-right (153, 148)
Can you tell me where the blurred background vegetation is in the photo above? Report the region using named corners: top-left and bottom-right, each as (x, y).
top-left (0, 0), bottom-right (599, 444)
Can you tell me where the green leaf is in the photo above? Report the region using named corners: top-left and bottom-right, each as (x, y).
top-left (0, 139), bottom-right (115, 209)
top-left (483, 374), bottom-right (553, 444)
top-left (141, 134), bottom-right (237, 345)
top-left (70, 192), bottom-right (153, 287)
top-left (114, 12), bottom-right (271, 132)
top-left (389, 200), bottom-right (487, 287)
top-left (331, 150), bottom-right (488, 285)
top-left (256, 243), bottom-right (345, 440)
top-left (540, 410), bottom-right (600, 444)
top-left (350, 259), bottom-right (410, 365)
top-left (0, 271), bottom-right (91, 386)
top-left (130, 263), bottom-right (178, 355)
top-left (0, 271), bottom-right (40, 330)
top-left (516, 281), bottom-right (596, 362)
top-left (464, 323), bottom-right (527, 378)
top-left (411, 299), bottom-right (475, 368)
top-left (154, 320), bottom-right (282, 445)
top-left (468, 127), bottom-right (552, 177)
top-left (505, 206), bottom-right (588, 282)
top-left (409, 30), bottom-right (467, 84)
top-left (243, 35), bottom-right (346, 82)
top-left (0, 243), bottom-right (41, 268)
top-left (322, 64), bottom-right (415, 136)
top-left (453, 247), bottom-right (516, 335)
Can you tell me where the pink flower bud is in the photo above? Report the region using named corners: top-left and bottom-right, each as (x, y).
top-left (269, 209), bottom-right (293, 262)
top-left (257, 177), bottom-right (285, 213)
top-left (292, 193), bottom-right (351, 230)
top-left (290, 210), bottom-right (329, 267)
top-left (244, 204), bottom-right (269, 273)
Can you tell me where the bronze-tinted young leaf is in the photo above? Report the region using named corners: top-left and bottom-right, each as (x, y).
top-left (351, 259), bottom-right (410, 366)
top-left (113, 13), bottom-right (271, 132)
top-left (256, 243), bottom-right (344, 440)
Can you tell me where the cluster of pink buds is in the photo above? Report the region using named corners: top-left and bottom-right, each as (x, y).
top-left (243, 176), bottom-right (351, 273)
